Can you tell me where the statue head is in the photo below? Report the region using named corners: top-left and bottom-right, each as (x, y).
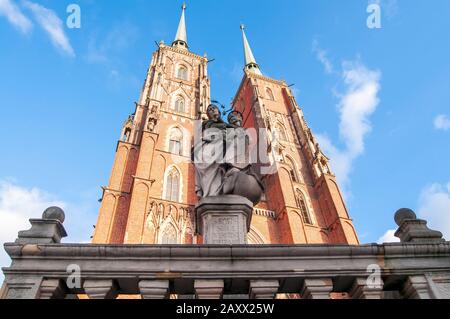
top-left (228, 111), bottom-right (243, 127)
top-left (206, 104), bottom-right (221, 121)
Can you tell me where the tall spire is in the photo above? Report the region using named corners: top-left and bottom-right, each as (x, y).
top-left (240, 24), bottom-right (262, 75)
top-left (173, 3), bottom-right (188, 49)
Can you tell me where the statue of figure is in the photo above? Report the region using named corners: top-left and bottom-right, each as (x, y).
top-left (147, 105), bottom-right (159, 132)
top-left (193, 104), bottom-right (230, 198)
top-left (220, 111), bottom-right (264, 205)
top-left (193, 106), bottom-right (264, 205)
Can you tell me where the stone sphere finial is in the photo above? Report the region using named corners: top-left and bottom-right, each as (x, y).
top-left (394, 208), bottom-right (417, 226)
top-left (42, 206), bottom-right (65, 223)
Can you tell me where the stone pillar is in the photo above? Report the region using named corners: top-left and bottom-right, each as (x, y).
top-left (301, 278), bottom-right (333, 299)
top-left (39, 279), bottom-right (66, 299)
top-left (394, 208), bottom-right (444, 243)
top-left (15, 207), bottom-right (67, 244)
top-left (139, 280), bottom-right (169, 299)
top-left (2, 277), bottom-right (43, 299)
top-left (196, 195), bottom-right (253, 244)
top-left (194, 280), bottom-right (224, 299)
top-left (84, 279), bottom-right (118, 299)
top-left (402, 276), bottom-right (432, 299)
top-left (249, 280), bottom-right (279, 299)
top-left (349, 278), bottom-right (384, 299)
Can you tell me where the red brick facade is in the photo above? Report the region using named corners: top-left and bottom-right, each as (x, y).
top-left (92, 41), bottom-right (359, 246)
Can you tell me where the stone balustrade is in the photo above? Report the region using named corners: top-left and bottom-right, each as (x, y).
top-left (1, 207), bottom-right (449, 299)
top-left (2, 241), bottom-right (450, 299)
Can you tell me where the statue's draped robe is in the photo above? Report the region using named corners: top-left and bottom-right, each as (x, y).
top-left (193, 120), bottom-right (227, 197)
top-left (221, 127), bottom-right (264, 195)
top-left (193, 120), bottom-right (264, 199)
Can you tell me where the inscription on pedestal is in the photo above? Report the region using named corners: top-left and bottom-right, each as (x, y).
top-left (204, 214), bottom-right (246, 244)
top-left (195, 195), bottom-right (254, 245)
top-left (210, 215), bottom-right (239, 244)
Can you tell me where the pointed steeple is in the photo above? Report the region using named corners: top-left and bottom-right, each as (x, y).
top-left (173, 3), bottom-right (188, 50)
top-left (240, 24), bottom-right (262, 75)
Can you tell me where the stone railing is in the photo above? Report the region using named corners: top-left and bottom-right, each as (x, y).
top-left (1, 208), bottom-right (449, 299)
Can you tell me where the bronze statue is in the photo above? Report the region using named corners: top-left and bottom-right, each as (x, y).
top-left (193, 105), bottom-right (264, 205)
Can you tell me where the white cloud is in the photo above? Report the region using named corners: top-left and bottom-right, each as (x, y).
top-left (0, 0), bottom-right (32, 33)
top-left (339, 62), bottom-right (381, 155)
top-left (377, 229), bottom-right (400, 243)
top-left (0, 180), bottom-right (65, 281)
top-left (418, 182), bottom-right (450, 240)
top-left (23, 1), bottom-right (75, 57)
top-left (312, 39), bottom-right (333, 74)
top-left (317, 61), bottom-right (381, 189)
top-left (434, 114), bottom-right (450, 131)
top-left (86, 23), bottom-right (139, 64)
top-left (376, 182), bottom-right (450, 244)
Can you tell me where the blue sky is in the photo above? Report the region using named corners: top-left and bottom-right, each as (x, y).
top-left (0, 0), bottom-right (449, 272)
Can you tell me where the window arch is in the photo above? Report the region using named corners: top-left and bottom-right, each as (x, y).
top-left (247, 227), bottom-right (266, 245)
top-left (295, 190), bottom-right (312, 225)
top-left (164, 167), bottom-right (181, 202)
top-left (161, 223), bottom-right (177, 244)
top-left (275, 123), bottom-right (288, 141)
top-left (169, 127), bottom-right (183, 156)
top-left (122, 127), bottom-right (131, 142)
top-left (266, 88), bottom-right (275, 101)
top-left (177, 65), bottom-right (188, 81)
top-left (285, 157), bottom-right (299, 183)
top-left (174, 96), bottom-right (185, 113)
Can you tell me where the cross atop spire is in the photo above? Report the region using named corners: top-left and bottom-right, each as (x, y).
top-left (173, 3), bottom-right (188, 50)
top-left (240, 24), bottom-right (262, 75)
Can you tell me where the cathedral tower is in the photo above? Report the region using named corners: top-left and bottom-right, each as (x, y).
top-left (93, 4), bottom-right (210, 244)
top-left (92, 7), bottom-right (359, 245)
top-left (232, 26), bottom-right (359, 244)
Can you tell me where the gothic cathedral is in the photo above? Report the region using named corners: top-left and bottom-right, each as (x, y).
top-left (92, 5), bottom-right (359, 246)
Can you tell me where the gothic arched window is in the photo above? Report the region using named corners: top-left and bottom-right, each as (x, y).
top-left (161, 223), bottom-right (177, 244)
top-left (174, 96), bottom-right (185, 113)
top-left (275, 123), bottom-right (288, 141)
top-left (286, 157), bottom-right (299, 183)
top-left (266, 88), bottom-right (275, 101)
top-left (169, 128), bottom-right (183, 156)
top-left (177, 65), bottom-right (188, 81)
top-left (164, 167), bottom-right (181, 202)
top-left (296, 190), bottom-right (312, 225)
top-left (122, 128), bottom-right (131, 142)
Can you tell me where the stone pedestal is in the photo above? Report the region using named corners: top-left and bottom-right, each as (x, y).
top-left (250, 280), bottom-right (280, 299)
top-left (15, 207), bottom-right (67, 245)
top-left (301, 278), bottom-right (333, 299)
top-left (196, 195), bottom-right (253, 245)
top-left (39, 279), bottom-right (66, 299)
top-left (194, 280), bottom-right (224, 299)
top-left (394, 208), bottom-right (445, 243)
top-left (349, 277), bottom-right (384, 299)
top-left (139, 280), bottom-right (169, 299)
top-left (83, 279), bottom-right (118, 299)
top-left (402, 276), bottom-right (432, 299)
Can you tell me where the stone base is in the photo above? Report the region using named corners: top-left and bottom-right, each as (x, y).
top-left (196, 195), bottom-right (253, 245)
top-left (16, 219), bottom-right (67, 244)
